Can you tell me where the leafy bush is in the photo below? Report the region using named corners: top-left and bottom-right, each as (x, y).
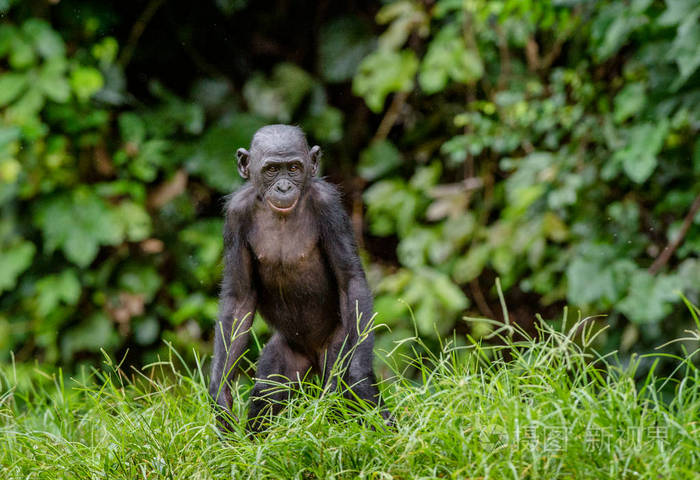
top-left (353, 0), bottom-right (700, 358)
top-left (0, 0), bottom-right (698, 372)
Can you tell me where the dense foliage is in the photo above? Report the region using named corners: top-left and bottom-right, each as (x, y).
top-left (0, 0), bottom-right (698, 372)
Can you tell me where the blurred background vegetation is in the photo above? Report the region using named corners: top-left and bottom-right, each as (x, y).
top-left (0, 0), bottom-right (698, 378)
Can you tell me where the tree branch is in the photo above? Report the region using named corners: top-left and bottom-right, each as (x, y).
top-left (373, 91), bottom-right (409, 142)
top-left (118, 0), bottom-right (167, 68)
top-left (648, 192), bottom-right (700, 275)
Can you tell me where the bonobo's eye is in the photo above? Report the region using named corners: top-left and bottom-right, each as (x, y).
top-left (265, 165), bottom-right (279, 175)
top-left (289, 163), bottom-right (302, 174)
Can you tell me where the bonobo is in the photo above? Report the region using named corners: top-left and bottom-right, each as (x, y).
top-left (209, 124), bottom-right (389, 432)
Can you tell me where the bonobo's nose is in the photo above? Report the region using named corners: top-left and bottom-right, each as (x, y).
top-left (276, 179), bottom-right (292, 193)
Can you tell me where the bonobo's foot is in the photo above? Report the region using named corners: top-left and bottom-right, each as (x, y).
top-left (214, 410), bottom-right (238, 435)
top-left (382, 410), bottom-right (396, 429)
top-left (244, 415), bottom-right (274, 439)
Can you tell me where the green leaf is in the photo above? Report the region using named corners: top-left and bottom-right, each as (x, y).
top-left (617, 271), bottom-right (682, 324)
top-left (613, 83), bottom-right (646, 124)
top-left (658, 0), bottom-right (700, 26)
top-left (22, 19), bottom-right (65, 59)
top-left (5, 87), bottom-right (44, 123)
top-left (133, 316), bottom-right (160, 345)
top-left (179, 219), bottom-right (225, 286)
top-left (0, 24), bottom-right (17, 58)
top-left (171, 292), bottom-right (218, 325)
top-left (358, 140), bottom-right (402, 180)
top-left (0, 72), bottom-right (28, 106)
top-left (566, 255), bottom-right (615, 305)
top-left (669, 19), bottom-right (700, 86)
top-left (591, 3), bottom-right (648, 61)
top-left (353, 49), bottom-right (418, 113)
top-left (397, 228), bottom-right (436, 268)
top-left (613, 121), bottom-right (669, 183)
top-left (37, 57), bottom-right (70, 102)
top-left (9, 36), bottom-right (36, 69)
top-left (115, 201), bottom-right (152, 242)
top-left (374, 294), bottom-right (409, 321)
top-left (419, 26), bottom-right (483, 94)
top-left (364, 179), bottom-right (422, 237)
top-left (566, 246), bottom-right (636, 306)
top-left (303, 104), bottom-right (344, 143)
top-left (453, 244), bottom-right (490, 284)
top-left (242, 63), bottom-right (313, 122)
top-left (185, 114), bottom-right (266, 192)
top-left (0, 126), bottom-right (21, 148)
top-left (91, 37), bottom-right (119, 65)
top-left (70, 67), bottom-right (104, 102)
top-left (0, 241), bottom-right (35, 293)
top-left (33, 188), bottom-right (124, 267)
top-left (130, 139), bottom-right (169, 182)
top-left (118, 112), bottom-right (146, 145)
top-left (431, 270), bottom-right (469, 311)
top-left (319, 16), bottom-right (376, 83)
top-left (61, 313), bottom-right (117, 361)
top-left (410, 162), bottom-right (442, 191)
top-left (118, 264), bottom-right (162, 302)
top-left (375, 1), bottom-right (428, 51)
top-left (35, 269), bottom-right (81, 316)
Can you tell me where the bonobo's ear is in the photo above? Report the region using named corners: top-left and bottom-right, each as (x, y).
top-left (236, 148), bottom-right (250, 179)
top-left (309, 145), bottom-right (322, 176)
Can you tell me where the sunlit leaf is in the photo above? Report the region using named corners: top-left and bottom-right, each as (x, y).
top-left (613, 83), bottom-right (646, 124)
top-left (115, 201), bottom-right (152, 242)
top-left (242, 63), bottom-right (313, 122)
top-left (33, 188), bottom-right (123, 267)
top-left (613, 120), bottom-right (669, 183)
top-left (35, 269), bottom-right (81, 316)
top-left (358, 140), bottom-right (402, 180)
top-left (0, 72), bottom-right (27, 106)
top-left (0, 241), bottom-right (35, 293)
top-left (353, 49), bottom-right (418, 113)
top-left (118, 263), bottom-right (162, 303)
top-left (419, 25), bottom-right (483, 94)
top-left (617, 271), bottom-right (682, 324)
top-left (70, 67), bottom-right (104, 102)
top-left (22, 18), bottom-right (65, 59)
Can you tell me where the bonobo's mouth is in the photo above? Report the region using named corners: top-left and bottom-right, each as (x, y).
top-left (267, 197), bottom-right (298, 214)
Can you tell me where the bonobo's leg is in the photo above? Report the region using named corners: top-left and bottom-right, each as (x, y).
top-left (319, 326), bottom-right (348, 392)
top-left (320, 326), bottom-right (391, 423)
top-left (247, 333), bottom-right (312, 432)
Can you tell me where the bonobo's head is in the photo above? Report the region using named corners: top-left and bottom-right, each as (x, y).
top-left (237, 125), bottom-right (321, 215)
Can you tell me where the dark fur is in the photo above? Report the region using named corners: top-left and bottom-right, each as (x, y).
top-left (209, 125), bottom-right (388, 432)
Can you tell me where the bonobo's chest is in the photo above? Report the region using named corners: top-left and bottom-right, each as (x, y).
top-left (248, 205), bottom-right (323, 274)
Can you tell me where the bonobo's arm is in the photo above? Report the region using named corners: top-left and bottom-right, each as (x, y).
top-left (313, 182), bottom-right (391, 421)
top-left (209, 190), bottom-right (257, 430)
top-left (313, 181), bottom-right (374, 347)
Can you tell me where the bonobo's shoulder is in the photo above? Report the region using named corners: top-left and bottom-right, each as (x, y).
top-left (223, 183), bottom-right (256, 219)
top-left (309, 178), bottom-right (342, 208)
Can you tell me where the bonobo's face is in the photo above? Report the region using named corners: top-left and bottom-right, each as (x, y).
top-left (236, 125), bottom-right (321, 216)
top-left (256, 149), bottom-right (307, 214)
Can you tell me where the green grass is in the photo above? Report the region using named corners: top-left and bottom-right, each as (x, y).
top-left (1, 311), bottom-right (699, 480)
